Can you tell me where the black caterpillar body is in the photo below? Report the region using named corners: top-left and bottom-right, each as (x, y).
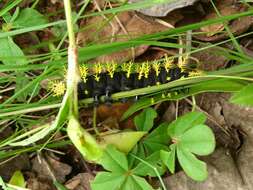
top-left (77, 62), bottom-right (189, 106)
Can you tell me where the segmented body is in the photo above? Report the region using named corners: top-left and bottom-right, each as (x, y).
top-left (77, 61), bottom-right (190, 105)
top-left (48, 57), bottom-right (203, 105)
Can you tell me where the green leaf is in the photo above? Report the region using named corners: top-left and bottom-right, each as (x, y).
top-left (12, 8), bottom-right (47, 28)
top-left (230, 83), bottom-right (253, 106)
top-left (160, 144), bottom-right (176, 173)
top-left (98, 145), bottom-right (128, 173)
top-left (122, 175), bottom-right (154, 190)
top-left (91, 172), bottom-right (126, 190)
top-left (177, 146), bottom-right (208, 181)
top-left (67, 115), bottom-right (103, 162)
top-left (0, 37), bottom-right (27, 65)
top-left (9, 170), bottom-right (26, 188)
top-left (180, 124), bottom-right (215, 156)
top-left (134, 108), bottom-right (157, 131)
top-left (167, 112), bottom-right (206, 137)
top-left (99, 131), bottom-right (146, 154)
top-left (142, 122), bottom-right (170, 153)
top-left (0, 37), bottom-right (29, 101)
top-left (133, 151), bottom-right (166, 177)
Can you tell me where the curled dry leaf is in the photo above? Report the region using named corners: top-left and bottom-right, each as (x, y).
top-left (195, 3), bottom-right (253, 41)
top-left (77, 11), bottom-right (169, 63)
top-left (65, 173), bottom-right (94, 190)
top-left (129, 0), bottom-right (200, 17)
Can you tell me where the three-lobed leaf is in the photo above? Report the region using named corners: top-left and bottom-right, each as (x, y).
top-left (92, 146), bottom-right (154, 190)
top-left (164, 112), bottom-right (215, 181)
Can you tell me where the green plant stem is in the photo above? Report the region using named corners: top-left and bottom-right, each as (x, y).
top-left (57, 0), bottom-right (90, 50)
top-left (63, 0), bottom-right (80, 117)
top-left (130, 153), bottom-right (167, 190)
top-left (63, 0), bottom-right (75, 49)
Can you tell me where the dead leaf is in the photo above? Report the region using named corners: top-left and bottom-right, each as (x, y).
top-left (129, 0), bottom-right (199, 17)
top-left (27, 176), bottom-right (57, 190)
top-left (32, 153), bottom-right (72, 183)
top-left (0, 154), bottom-right (31, 181)
top-left (200, 5), bottom-right (239, 37)
top-left (65, 173), bottom-right (94, 190)
top-left (195, 2), bottom-right (253, 41)
top-left (77, 11), bottom-right (169, 63)
top-left (192, 45), bottom-right (229, 71)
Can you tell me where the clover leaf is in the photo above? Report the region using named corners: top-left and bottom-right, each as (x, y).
top-left (91, 145), bottom-right (154, 190)
top-left (162, 112), bottom-right (215, 181)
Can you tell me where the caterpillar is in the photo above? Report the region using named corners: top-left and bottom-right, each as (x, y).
top-left (48, 56), bottom-right (202, 105)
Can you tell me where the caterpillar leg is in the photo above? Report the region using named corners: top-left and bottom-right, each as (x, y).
top-left (104, 89), bottom-right (113, 105)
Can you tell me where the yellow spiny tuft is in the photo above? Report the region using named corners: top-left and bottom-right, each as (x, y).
top-left (136, 63), bottom-right (145, 80)
top-left (106, 61), bottom-right (117, 78)
top-left (94, 63), bottom-right (103, 82)
top-left (121, 62), bottom-right (133, 78)
top-left (143, 62), bottom-right (150, 78)
top-left (189, 70), bottom-right (204, 77)
top-left (152, 61), bottom-right (160, 77)
top-left (178, 54), bottom-right (189, 72)
top-left (79, 64), bottom-right (89, 82)
top-left (48, 80), bottom-right (66, 97)
top-left (164, 55), bottom-right (174, 72)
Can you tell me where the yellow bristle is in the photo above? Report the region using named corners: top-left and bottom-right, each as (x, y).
top-left (121, 62), bottom-right (133, 78)
top-left (164, 55), bottom-right (174, 72)
top-left (48, 80), bottom-right (66, 97)
top-left (94, 63), bottom-right (103, 82)
top-left (79, 64), bottom-right (89, 82)
top-left (152, 61), bottom-right (160, 77)
top-left (178, 55), bottom-right (189, 71)
top-left (143, 62), bottom-right (150, 78)
top-left (106, 61), bottom-right (117, 78)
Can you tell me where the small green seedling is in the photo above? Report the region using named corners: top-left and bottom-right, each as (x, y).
top-left (162, 112), bottom-right (215, 181)
top-left (91, 108), bottom-right (215, 190)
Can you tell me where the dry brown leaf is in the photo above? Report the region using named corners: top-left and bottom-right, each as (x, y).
top-left (65, 173), bottom-right (94, 190)
top-left (195, 2), bottom-right (253, 41)
top-left (77, 11), bottom-right (169, 63)
top-left (32, 153), bottom-right (72, 183)
top-left (0, 154), bottom-right (30, 181)
top-left (129, 0), bottom-right (199, 17)
top-left (200, 6), bottom-right (239, 37)
top-left (27, 176), bottom-right (57, 190)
